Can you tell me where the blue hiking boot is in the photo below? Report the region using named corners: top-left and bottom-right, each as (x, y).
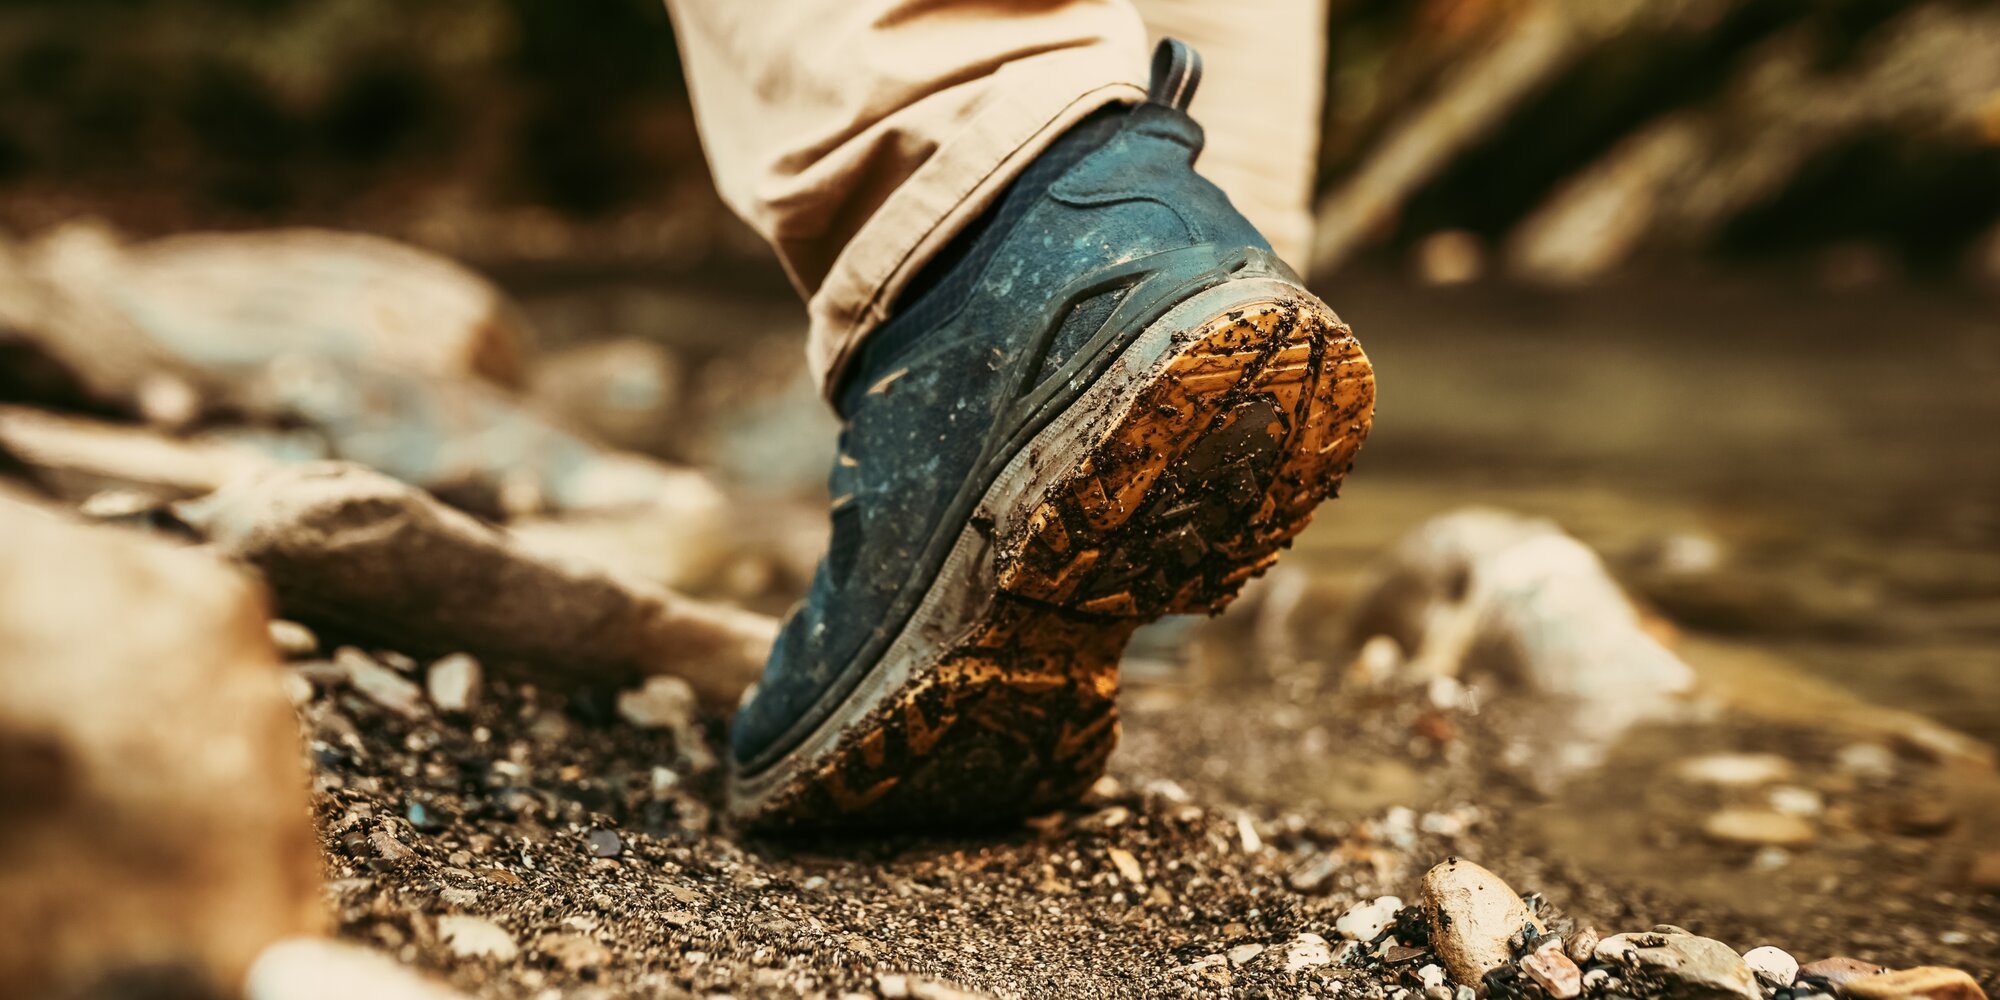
top-left (729, 40), bottom-right (1375, 831)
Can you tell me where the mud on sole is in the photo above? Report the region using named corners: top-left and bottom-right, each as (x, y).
top-left (731, 279), bottom-right (1375, 832)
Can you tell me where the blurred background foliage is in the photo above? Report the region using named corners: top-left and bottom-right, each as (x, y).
top-left (0, 0), bottom-right (1996, 282)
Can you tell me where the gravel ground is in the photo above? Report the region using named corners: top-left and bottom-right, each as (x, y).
top-left (299, 629), bottom-right (1999, 1000)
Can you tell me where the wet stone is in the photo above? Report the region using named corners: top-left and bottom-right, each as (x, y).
top-left (1280, 933), bottom-right (1334, 973)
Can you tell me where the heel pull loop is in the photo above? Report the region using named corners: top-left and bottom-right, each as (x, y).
top-left (1147, 38), bottom-right (1202, 111)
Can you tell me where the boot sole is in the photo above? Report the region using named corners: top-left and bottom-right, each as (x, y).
top-left (730, 275), bottom-right (1374, 831)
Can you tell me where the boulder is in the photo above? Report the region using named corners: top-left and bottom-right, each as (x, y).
top-left (0, 500), bottom-right (321, 996)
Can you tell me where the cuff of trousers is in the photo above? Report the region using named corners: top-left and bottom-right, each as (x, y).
top-left (805, 56), bottom-right (1147, 398)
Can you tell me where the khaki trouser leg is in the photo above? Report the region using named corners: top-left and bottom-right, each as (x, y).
top-left (1131, 0), bottom-right (1329, 275)
top-left (661, 0), bottom-right (1325, 396)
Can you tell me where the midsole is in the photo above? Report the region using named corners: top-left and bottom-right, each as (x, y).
top-left (733, 274), bottom-right (1308, 801)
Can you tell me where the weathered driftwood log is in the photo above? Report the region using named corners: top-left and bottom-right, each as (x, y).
top-left (0, 403), bottom-right (277, 503)
top-left (178, 463), bottom-right (775, 707)
top-left (0, 500), bottom-right (322, 997)
top-left (1506, 2), bottom-right (2000, 283)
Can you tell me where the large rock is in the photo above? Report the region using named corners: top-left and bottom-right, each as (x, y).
top-left (178, 462), bottom-right (775, 707)
top-left (1420, 858), bottom-right (1545, 987)
top-left (1593, 930), bottom-right (1760, 1000)
top-left (0, 500), bottom-right (322, 996)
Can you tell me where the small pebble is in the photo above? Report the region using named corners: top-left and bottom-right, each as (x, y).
top-left (267, 619), bottom-right (319, 658)
top-left (1752, 846), bottom-right (1794, 871)
top-left (1419, 965), bottom-right (1449, 991)
top-left (1281, 933), bottom-right (1333, 972)
top-left (1565, 927), bottom-right (1598, 964)
top-left (618, 675), bottom-right (698, 730)
top-left (1227, 944), bottom-right (1265, 966)
top-left (1335, 895), bottom-right (1403, 941)
top-left (1107, 847), bottom-right (1145, 886)
top-left (337, 647), bottom-right (426, 720)
top-left (279, 671), bottom-right (314, 708)
top-left (1744, 946), bottom-right (1799, 987)
top-left (1835, 743), bottom-right (1897, 781)
top-left (1768, 785), bottom-right (1824, 818)
top-left (405, 801), bottom-right (444, 831)
top-left (587, 829), bottom-right (623, 859)
top-left (426, 653), bottom-right (482, 713)
top-left (1702, 808), bottom-right (1814, 847)
top-left (1289, 853), bottom-right (1341, 893)
top-left (1675, 752), bottom-right (1793, 787)
top-left (438, 914), bottom-right (517, 961)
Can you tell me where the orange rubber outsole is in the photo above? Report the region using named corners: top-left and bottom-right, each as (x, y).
top-left (734, 287), bottom-right (1373, 831)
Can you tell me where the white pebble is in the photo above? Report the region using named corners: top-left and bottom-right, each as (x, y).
top-left (1743, 946), bottom-right (1798, 988)
top-left (437, 914), bottom-right (519, 961)
top-left (1282, 933), bottom-right (1333, 972)
top-left (1768, 785), bottom-right (1824, 818)
top-left (1335, 895), bottom-right (1404, 941)
top-left (1835, 743), bottom-right (1897, 780)
top-left (1227, 944), bottom-right (1266, 966)
top-left (267, 619), bottom-right (320, 659)
top-left (1675, 753), bottom-right (1793, 788)
top-left (426, 653), bottom-right (482, 714)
